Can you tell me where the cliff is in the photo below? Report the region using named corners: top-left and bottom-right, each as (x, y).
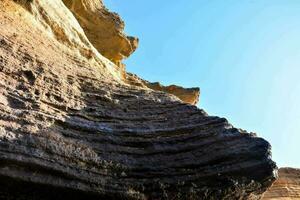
top-left (0, 0), bottom-right (277, 199)
top-left (62, 0), bottom-right (139, 71)
top-left (262, 168), bottom-right (300, 199)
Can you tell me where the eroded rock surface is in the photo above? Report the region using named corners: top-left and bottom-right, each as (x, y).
top-left (262, 168), bottom-right (300, 200)
top-left (62, 0), bottom-right (139, 69)
top-left (0, 0), bottom-right (277, 199)
top-left (126, 73), bottom-right (200, 105)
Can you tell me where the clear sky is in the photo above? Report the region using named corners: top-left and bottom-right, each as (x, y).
top-left (104, 0), bottom-right (300, 168)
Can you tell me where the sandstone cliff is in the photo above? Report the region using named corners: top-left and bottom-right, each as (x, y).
top-left (262, 168), bottom-right (300, 199)
top-left (0, 0), bottom-right (277, 199)
top-left (62, 0), bottom-right (139, 70)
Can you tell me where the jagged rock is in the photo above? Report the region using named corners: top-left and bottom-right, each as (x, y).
top-left (262, 168), bottom-right (300, 199)
top-left (62, 0), bottom-right (139, 70)
top-left (143, 82), bottom-right (200, 105)
top-left (0, 0), bottom-right (277, 199)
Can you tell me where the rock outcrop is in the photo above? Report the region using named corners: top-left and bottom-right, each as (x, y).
top-left (126, 73), bottom-right (200, 105)
top-left (262, 168), bottom-right (300, 199)
top-left (61, 0), bottom-right (197, 103)
top-left (0, 0), bottom-right (277, 199)
top-left (62, 0), bottom-right (139, 72)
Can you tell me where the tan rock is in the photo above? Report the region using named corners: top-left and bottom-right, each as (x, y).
top-left (62, 0), bottom-right (139, 69)
top-left (145, 82), bottom-right (200, 105)
top-left (126, 73), bottom-right (200, 105)
top-left (12, 0), bottom-right (125, 80)
top-left (262, 168), bottom-right (300, 199)
top-left (16, 0), bottom-right (198, 104)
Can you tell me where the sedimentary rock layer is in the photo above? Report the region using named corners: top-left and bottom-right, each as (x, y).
top-left (126, 73), bottom-right (200, 105)
top-left (0, 0), bottom-right (276, 199)
top-left (262, 168), bottom-right (300, 199)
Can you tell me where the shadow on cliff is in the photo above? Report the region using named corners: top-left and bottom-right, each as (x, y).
top-left (1, 72), bottom-right (277, 199)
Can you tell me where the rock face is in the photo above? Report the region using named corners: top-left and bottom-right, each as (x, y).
top-left (0, 0), bottom-right (277, 199)
top-left (262, 168), bottom-right (300, 199)
top-left (62, 0), bottom-right (139, 71)
top-left (61, 0), bottom-right (197, 102)
top-left (143, 82), bottom-right (200, 105)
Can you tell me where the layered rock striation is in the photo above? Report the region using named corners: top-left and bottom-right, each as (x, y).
top-left (126, 73), bottom-right (200, 105)
top-left (262, 168), bottom-right (300, 199)
top-left (0, 0), bottom-right (277, 199)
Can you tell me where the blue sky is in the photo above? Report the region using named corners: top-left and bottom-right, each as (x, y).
top-left (104, 0), bottom-right (300, 168)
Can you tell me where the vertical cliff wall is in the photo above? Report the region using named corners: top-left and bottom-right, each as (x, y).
top-left (0, 0), bottom-right (277, 199)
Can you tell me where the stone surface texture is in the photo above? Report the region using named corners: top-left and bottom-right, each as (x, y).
top-left (0, 0), bottom-right (277, 199)
top-left (62, 0), bottom-right (139, 71)
top-left (126, 73), bottom-right (200, 105)
top-left (262, 168), bottom-right (300, 200)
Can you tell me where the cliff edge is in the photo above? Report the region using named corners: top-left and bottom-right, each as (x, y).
top-left (0, 0), bottom-right (276, 199)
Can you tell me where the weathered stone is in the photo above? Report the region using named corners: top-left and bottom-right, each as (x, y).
top-left (62, 0), bottom-right (139, 69)
top-left (262, 168), bottom-right (300, 199)
top-left (0, 0), bottom-right (277, 199)
top-left (126, 73), bottom-right (200, 105)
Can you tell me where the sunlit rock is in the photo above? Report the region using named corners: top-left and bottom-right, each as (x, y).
top-left (262, 168), bottom-right (300, 199)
